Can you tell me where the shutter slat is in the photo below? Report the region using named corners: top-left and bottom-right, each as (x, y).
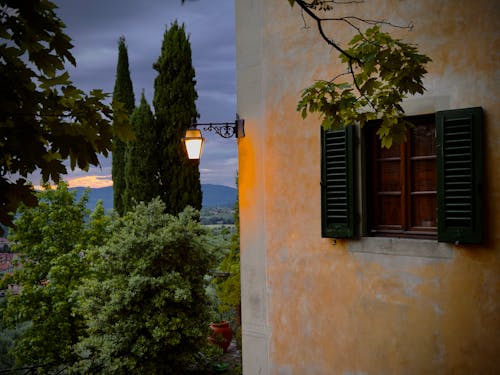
top-left (321, 125), bottom-right (355, 238)
top-left (437, 107), bottom-right (483, 243)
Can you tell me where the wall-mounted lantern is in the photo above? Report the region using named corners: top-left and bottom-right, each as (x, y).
top-left (183, 129), bottom-right (205, 160)
top-left (182, 115), bottom-right (245, 160)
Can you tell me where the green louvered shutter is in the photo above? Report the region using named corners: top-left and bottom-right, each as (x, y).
top-left (436, 107), bottom-right (483, 243)
top-left (321, 125), bottom-right (355, 238)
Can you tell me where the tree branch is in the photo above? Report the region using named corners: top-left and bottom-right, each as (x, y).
top-left (292, 0), bottom-right (431, 146)
top-left (295, 0), bottom-right (360, 64)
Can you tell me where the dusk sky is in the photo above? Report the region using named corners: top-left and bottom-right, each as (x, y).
top-left (43, 0), bottom-right (238, 188)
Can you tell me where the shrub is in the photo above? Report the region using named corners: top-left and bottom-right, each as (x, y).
top-left (74, 199), bottom-right (216, 374)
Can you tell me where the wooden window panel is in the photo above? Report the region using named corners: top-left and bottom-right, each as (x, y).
top-left (407, 118), bottom-right (437, 235)
top-left (368, 115), bottom-right (437, 239)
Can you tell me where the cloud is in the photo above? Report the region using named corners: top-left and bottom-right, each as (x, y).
top-left (66, 175), bottom-right (113, 189)
top-left (33, 174), bottom-right (113, 190)
top-left (52, 0), bottom-right (237, 187)
top-left (72, 47), bottom-right (117, 68)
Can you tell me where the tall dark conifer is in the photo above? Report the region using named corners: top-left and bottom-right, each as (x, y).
top-left (112, 36), bottom-right (135, 215)
top-left (124, 92), bottom-right (158, 211)
top-left (153, 21), bottom-right (202, 214)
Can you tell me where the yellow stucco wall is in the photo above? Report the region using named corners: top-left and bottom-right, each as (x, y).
top-left (236, 0), bottom-right (500, 374)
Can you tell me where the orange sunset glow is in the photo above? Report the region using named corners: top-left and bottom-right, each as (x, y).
top-left (34, 175), bottom-right (113, 190)
top-left (65, 175), bottom-right (113, 188)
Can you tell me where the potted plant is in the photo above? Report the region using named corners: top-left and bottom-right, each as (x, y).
top-left (208, 320), bottom-right (234, 353)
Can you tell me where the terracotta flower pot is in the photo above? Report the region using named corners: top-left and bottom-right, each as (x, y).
top-left (208, 321), bottom-right (233, 352)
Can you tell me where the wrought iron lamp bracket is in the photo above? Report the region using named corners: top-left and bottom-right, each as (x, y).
top-left (191, 115), bottom-right (245, 139)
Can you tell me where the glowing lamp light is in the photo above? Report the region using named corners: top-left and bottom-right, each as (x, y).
top-left (182, 129), bottom-right (205, 160)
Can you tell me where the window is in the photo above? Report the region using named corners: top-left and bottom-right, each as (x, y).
top-left (366, 115), bottom-right (437, 239)
top-left (321, 107), bottom-right (483, 244)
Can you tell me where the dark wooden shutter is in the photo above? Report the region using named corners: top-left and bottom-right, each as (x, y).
top-left (321, 125), bottom-right (355, 238)
top-left (436, 107), bottom-right (483, 243)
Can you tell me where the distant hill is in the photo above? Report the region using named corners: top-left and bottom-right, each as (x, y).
top-left (70, 184), bottom-right (237, 211)
top-left (70, 186), bottom-right (113, 212)
top-left (201, 184), bottom-right (237, 208)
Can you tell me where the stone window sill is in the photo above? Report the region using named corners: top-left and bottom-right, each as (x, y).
top-left (347, 236), bottom-right (454, 259)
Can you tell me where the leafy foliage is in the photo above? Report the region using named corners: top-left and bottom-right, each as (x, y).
top-left (0, 319), bottom-right (29, 370)
top-left (153, 21), bottom-right (202, 214)
top-left (1, 188), bottom-right (222, 373)
top-left (212, 178), bottom-right (241, 350)
top-left (214, 232), bottom-right (240, 317)
top-left (0, 183), bottom-right (110, 373)
top-left (214, 194), bottom-right (240, 316)
top-left (200, 207), bottom-right (235, 225)
top-left (0, 0), bottom-right (131, 230)
top-left (124, 93), bottom-right (159, 212)
top-left (290, 0), bottom-right (431, 148)
top-left (112, 36), bottom-right (136, 216)
top-left (74, 200), bottom-right (215, 374)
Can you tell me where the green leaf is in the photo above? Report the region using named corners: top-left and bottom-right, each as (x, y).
top-left (39, 71), bottom-right (70, 90)
top-left (381, 136), bottom-right (393, 149)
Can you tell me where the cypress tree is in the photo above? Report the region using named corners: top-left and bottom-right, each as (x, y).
top-left (152, 21), bottom-right (202, 214)
top-left (112, 36), bottom-right (135, 215)
top-left (124, 92), bottom-right (158, 211)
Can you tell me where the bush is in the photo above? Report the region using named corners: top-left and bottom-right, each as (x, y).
top-left (74, 199), bottom-right (216, 374)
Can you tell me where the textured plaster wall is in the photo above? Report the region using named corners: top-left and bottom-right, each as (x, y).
top-left (236, 0), bottom-right (500, 374)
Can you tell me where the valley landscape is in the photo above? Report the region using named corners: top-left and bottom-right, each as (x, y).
top-left (70, 184), bottom-right (237, 224)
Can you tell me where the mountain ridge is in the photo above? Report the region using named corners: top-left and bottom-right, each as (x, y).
top-left (70, 184), bottom-right (237, 211)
